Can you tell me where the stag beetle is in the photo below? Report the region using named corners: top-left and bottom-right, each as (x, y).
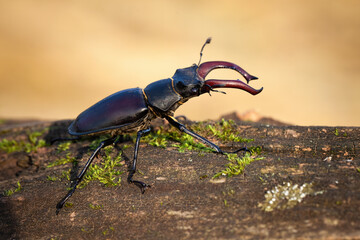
top-left (55, 38), bottom-right (263, 214)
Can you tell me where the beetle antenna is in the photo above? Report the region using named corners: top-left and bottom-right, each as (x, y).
top-left (198, 37), bottom-right (212, 65)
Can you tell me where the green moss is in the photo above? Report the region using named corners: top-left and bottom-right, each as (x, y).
top-left (48, 142), bottom-right (124, 188)
top-left (102, 226), bottom-right (115, 235)
top-left (0, 139), bottom-right (22, 153)
top-left (222, 189), bottom-right (235, 207)
top-left (206, 119), bottom-right (254, 143)
top-left (334, 128), bottom-right (339, 136)
top-left (0, 130), bottom-right (47, 153)
top-left (199, 175), bottom-right (208, 180)
top-left (223, 199), bottom-right (229, 207)
top-left (213, 153), bottom-right (264, 179)
top-left (89, 135), bottom-right (113, 150)
top-left (170, 133), bottom-right (213, 153)
top-left (64, 202), bottom-right (73, 208)
top-left (142, 126), bottom-right (213, 153)
top-left (56, 141), bottom-right (71, 153)
top-left (142, 128), bottom-right (168, 148)
top-left (24, 130), bottom-right (47, 153)
top-left (248, 146), bottom-right (262, 155)
top-left (89, 203), bottom-right (103, 209)
top-left (3, 181), bottom-right (22, 196)
top-left (61, 169), bottom-right (71, 181)
top-left (47, 152), bottom-right (76, 168)
top-left (142, 120), bottom-right (253, 154)
top-left (79, 145), bottom-right (124, 188)
top-left (47, 175), bottom-right (58, 181)
top-left (81, 227), bottom-right (91, 233)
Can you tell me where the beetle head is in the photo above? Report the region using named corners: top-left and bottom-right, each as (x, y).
top-left (173, 38), bottom-right (262, 100)
top-left (172, 60), bottom-right (263, 100)
top-left (172, 64), bottom-right (204, 98)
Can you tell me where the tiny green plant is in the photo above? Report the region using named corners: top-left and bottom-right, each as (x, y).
top-left (61, 169), bottom-right (71, 181)
top-left (47, 143), bottom-right (124, 188)
top-left (206, 119), bottom-right (254, 143)
top-left (0, 130), bottom-right (47, 153)
top-left (102, 226), bottom-right (115, 236)
top-left (56, 141), bottom-right (71, 153)
top-left (47, 153), bottom-right (76, 168)
top-left (171, 133), bottom-right (213, 153)
top-left (213, 152), bottom-right (264, 179)
top-left (89, 135), bottom-right (113, 150)
top-left (142, 120), bottom-right (254, 154)
top-left (0, 139), bottom-right (22, 153)
top-left (47, 175), bottom-right (58, 181)
top-left (25, 130), bottom-right (47, 152)
top-left (80, 145), bottom-right (124, 188)
top-left (142, 125), bottom-right (213, 153)
top-left (89, 203), bottom-right (103, 210)
top-left (142, 128), bottom-right (168, 148)
top-left (64, 202), bottom-right (73, 208)
top-left (3, 181), bottom-right (22, 196)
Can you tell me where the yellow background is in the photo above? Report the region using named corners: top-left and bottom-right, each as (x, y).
top-left (0, 1), bottom-right (359, 126)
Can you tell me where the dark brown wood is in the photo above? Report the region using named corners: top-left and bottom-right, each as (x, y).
top-left (0, 119), bottom-right (359, 239)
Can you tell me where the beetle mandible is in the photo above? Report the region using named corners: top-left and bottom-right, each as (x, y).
top-left (55, 38), bottom-right (263, 214)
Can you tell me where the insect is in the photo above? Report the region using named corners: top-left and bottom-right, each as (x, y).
top-left (55, 38), bottom-right (263, 214)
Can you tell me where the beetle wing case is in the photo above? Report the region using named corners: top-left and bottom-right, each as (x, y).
top-left (144, 79), bottom-right (181, 112)
top-left (68, 88), bottom-right (149, 135)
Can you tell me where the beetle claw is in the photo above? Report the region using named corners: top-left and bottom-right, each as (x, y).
top-left (198, 61), bottom-right (258, 83)
top-left (198, 61), bottom-right (262, 95)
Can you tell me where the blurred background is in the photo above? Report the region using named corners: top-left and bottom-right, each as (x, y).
top-left (0, 0), bottom-right (359, 126)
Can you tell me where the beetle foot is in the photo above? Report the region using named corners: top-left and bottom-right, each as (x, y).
top-left (55, 186), bottom-right (77, 215)
top-left (218, 147), bottom-right (250, 155)
top-left (230, 147), bottom-right (251, 154)
top-left (129, 179), bottom-right (151, 194)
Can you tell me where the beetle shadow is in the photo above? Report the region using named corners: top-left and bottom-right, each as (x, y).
top-left (113, 137), bottom-right (132, 177)
top-left (44, 120), bottom-right (101, 184)
top-left (0, 195), bottom-right (17, 238)
top-left (43, 120), bottom-right (74, 145)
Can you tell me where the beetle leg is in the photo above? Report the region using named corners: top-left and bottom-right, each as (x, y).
top-left (56, 136), bottom-right (117, 214)
top-left (127, 128), bottom-right (151, 194)
top-left (165, 116), bottom-right (249, 154)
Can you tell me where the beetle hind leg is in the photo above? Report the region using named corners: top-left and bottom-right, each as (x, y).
top-left (127, 128), bottom-right (151, 194)
top-left (56, 136), bottom-right (117, 214)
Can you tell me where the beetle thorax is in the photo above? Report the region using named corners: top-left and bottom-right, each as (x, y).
top-left (143, 64), bottom-right (203, 115)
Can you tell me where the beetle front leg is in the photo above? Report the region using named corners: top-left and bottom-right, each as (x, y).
top-left (127, 128), bottom-right (151, 194)
top-left (165, 116), bottom-right (248, 154)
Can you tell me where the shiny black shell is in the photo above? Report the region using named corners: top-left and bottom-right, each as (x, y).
top-left (68, 88), bottom-right (149, 135)
top-left (143, 78), bottom-right (181, 112)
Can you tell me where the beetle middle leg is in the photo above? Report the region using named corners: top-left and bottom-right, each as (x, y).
top-left (165, 116), bottom-right (248, 154)
top-left (56, 136), bottom-right (117, 214)
top-left (127, 128), bottom-right (151, 194)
